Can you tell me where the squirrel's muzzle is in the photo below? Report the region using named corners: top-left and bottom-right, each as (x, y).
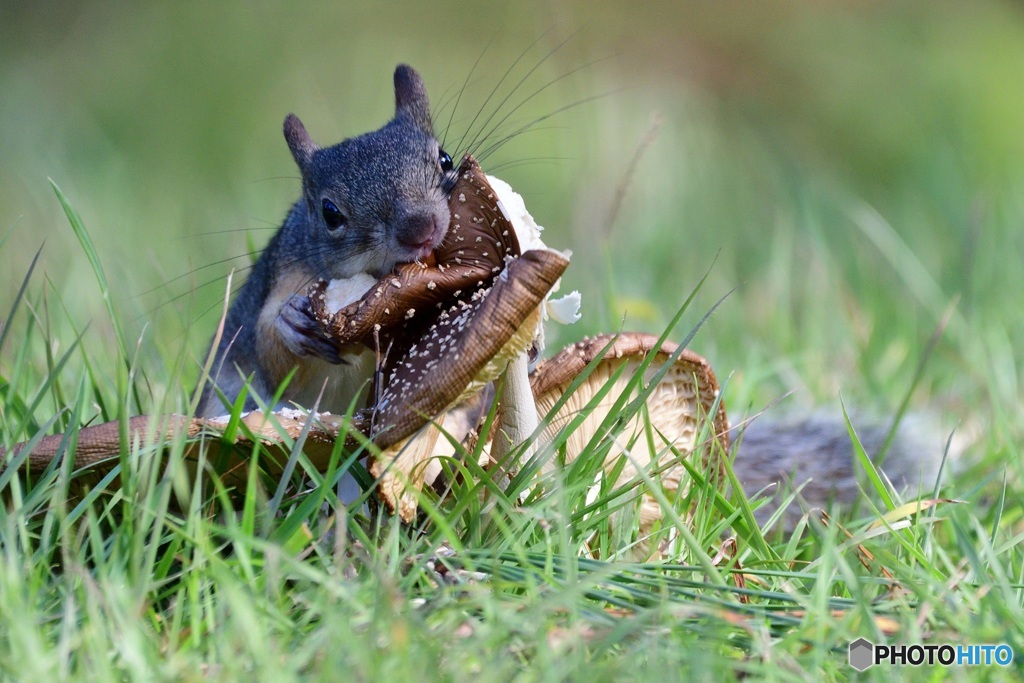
top-left (394, 205), bottom-right (449, 250)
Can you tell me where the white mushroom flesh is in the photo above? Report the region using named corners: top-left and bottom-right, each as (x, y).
top-left (487, 173), bottom-right (581, 351)
top-left (322, 273), bottom-right (377, 314)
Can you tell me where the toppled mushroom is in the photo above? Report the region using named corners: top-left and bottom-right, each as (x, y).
top-left (530, 333), bottom-right (729, 559)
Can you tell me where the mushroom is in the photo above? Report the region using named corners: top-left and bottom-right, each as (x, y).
top-left (389, 332), bottom-right (730, 557)
top-left (308, 156), bottom-right (573, 519)
top-left (463, 332), bottom-right (729, 559)
top-left (364, 249), bottom-right (567, 520)
top-left (536, 334), bottom-right (728, 559)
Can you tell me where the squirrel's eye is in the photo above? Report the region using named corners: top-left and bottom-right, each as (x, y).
top-left (438, 149), bottom-right (453, 173)
top-left (321, 198), bottom-right (346, 230)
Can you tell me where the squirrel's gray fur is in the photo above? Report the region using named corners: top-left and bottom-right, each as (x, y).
top-left (197, 65), bottom-right (958, 522)
top-left (200, 65), bottom-right (456, 417)
top-left (733, 412), bottom-right (960, 528)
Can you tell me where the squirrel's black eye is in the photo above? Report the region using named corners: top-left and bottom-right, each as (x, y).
top-left (438, 149), bottom-right (453, 173)
top-left (321, 198), bottom-right (346, 230)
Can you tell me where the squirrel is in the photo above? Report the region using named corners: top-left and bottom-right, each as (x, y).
top-left (199, 65), bottom-right (458, 418)
top-left (197, 64), bottom-right (957, 521)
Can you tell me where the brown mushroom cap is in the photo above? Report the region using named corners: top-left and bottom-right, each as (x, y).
top-left (531, 333), bottom-right (728, 443)
top-left (370, 249), bottom-right (567, 449)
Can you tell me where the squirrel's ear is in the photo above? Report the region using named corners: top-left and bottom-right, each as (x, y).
top-left (393, 64), bottom-right (433, 135)
top-left (283, 114), bottom-right (318, 169)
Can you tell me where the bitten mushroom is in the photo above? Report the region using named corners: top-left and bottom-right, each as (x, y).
top-left (308, 156), bottom-right (573, 519)
top-left (368, 249), bottom-right (567, 521)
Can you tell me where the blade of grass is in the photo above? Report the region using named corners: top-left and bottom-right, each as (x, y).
top-left (0, 244), bottom-right (43, 359)
top-left (50, 179), bottom-right (143, 414)
top-left (877, 296), bottom-right (957, 464)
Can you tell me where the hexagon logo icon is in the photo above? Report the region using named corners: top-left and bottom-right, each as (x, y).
top-left (849, 638), bottom-right (874, 671)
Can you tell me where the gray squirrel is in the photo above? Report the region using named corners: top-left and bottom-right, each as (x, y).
top-left (199, 65), bottom-right (458, 418)
top-left (198, 64), bottom-right (953, 521)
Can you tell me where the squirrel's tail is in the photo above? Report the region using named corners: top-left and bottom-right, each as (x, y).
top-left (731, 412), bottom-right (971, 529)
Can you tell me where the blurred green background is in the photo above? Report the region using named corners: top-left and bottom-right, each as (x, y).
top-left (1, 0), bottom-right (1021, 433)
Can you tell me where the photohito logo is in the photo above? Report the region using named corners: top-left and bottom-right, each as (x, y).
top-left (848, 638), bottom-right (1014, 671)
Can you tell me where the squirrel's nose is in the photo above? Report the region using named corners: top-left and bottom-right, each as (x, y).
top-left (395, 210), bottom-right (446, 249)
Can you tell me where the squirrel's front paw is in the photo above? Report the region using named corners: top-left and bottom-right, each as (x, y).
top-left (276, 294), bottom-right (344, 364)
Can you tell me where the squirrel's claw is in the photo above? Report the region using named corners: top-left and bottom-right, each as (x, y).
top-left (276, 294), bottom-right (344, 364)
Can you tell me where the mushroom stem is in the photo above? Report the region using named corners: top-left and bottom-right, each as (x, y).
top-left (490, 352), bottom-right (538, 481)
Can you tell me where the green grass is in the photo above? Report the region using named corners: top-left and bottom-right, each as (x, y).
top-left (3, 3), bottom-right (1024, 680)
top-left (1, 186), bottom-right (1022, 682)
